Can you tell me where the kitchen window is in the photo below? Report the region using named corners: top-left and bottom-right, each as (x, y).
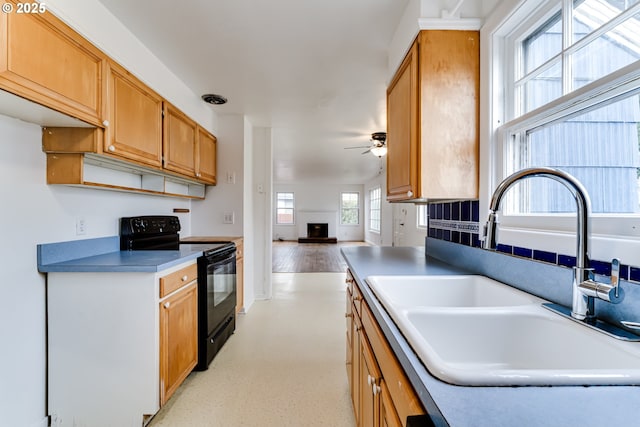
top-left (341, 192), bottom-right (360, 225)
top-left (276, 192), bottom-right (295, 225)
top-left (490, 0), bottom-right (640, 263)
top-left (369, 187), bottom-right (381, 232)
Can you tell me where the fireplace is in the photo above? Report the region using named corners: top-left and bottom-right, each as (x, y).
top-left (298, 222), bottom-right (337, 243)
top-left (307, 223), bottom-right (328, 239)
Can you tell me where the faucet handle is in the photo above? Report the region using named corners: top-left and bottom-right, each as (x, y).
top-left (578, 257), bottom-right (624, 304)
top-left (611, 258), bottom-right (620, 298)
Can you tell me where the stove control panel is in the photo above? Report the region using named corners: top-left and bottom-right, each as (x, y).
top-left (120, 216), bottom-right (181, 236)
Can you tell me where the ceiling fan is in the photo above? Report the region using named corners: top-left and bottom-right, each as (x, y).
top-left (344, 132), bottom-right (387, 157)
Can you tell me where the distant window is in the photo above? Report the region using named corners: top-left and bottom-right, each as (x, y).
top-left (417, 205), bottom-right (429, 228)
top-left (276, 192), bottom-right (295, 224)
top-left (369, 187), bottom-right (381, 232)
top-left (341, 192), bottom-right (360, 225)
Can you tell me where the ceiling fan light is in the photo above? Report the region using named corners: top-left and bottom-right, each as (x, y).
top-left (370, 146), bottom-right (387, 157)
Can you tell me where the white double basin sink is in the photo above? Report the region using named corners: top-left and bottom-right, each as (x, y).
top-left (366, 275), bottom-right (640, 386)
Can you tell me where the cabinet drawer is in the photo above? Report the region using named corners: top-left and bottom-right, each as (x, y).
top-left (160, 264), bottom-right (197, 298)
top-left (362, 299), bottom-right (425, 423)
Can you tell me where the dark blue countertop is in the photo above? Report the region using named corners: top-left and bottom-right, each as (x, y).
top-left (37, 237), bottom-right (212, 273)
top-left (341, 246), bottom-right (640, 427)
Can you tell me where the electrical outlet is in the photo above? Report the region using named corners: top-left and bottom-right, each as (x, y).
top-left (76, 217), bottom-right (87, 235)
top-left (223, 212), bottom-right (235, 224)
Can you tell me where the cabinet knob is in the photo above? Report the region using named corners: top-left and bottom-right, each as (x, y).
top-left (367, 375), bottom-right (373, 386)
top-left (102, 120), bottom-right (110, 127)
top-left (196, 173), bottom-right (201, 177)
top-left (182, 275), bottom-right (188, 282)
top-left (373, 384), bottom-right (381, 395)
top-left (407, 190), bottom-right (414, 197)
top-left (345, 313), bottom-right (353, 318)
top-left (108, 145), bottom-right (116, 152)
top-left (164, 301), bottom-right (171, 309)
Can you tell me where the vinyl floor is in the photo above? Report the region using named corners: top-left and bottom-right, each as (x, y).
top-left (272, 241), bottom-right (369, 273)
top-left (148, 273), bottom-right (356, 427)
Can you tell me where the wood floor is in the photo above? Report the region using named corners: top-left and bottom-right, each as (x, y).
top-left (272, 241), bottom-right (369, 273)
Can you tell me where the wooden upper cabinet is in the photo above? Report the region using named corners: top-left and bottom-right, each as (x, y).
top-left (387, 41), bottom-right (419, 202)
top-left (0, 1), bottom-right (106, 126)
top-left (105, 60), bottom-right (163, 168)
top-left (386, 30), bottom-right (479, 202)
top-left (196, 127), bottom-right (217, 184)
top-left (163, 102), bottom-right (197, 177)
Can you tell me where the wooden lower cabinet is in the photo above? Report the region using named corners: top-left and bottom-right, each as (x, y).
top-left (159, 280), bottom-right (198, 406)
top-left (346, 269), bottom-right (426, 427)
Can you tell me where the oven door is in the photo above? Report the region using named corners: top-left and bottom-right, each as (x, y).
top-left (200, 247), bottom-right (236, 334)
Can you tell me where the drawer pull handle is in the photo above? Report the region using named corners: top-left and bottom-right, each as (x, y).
top-left (164, 302), bottom-right (171, 309)
top-left (182, 275), bottom-right (188, 282)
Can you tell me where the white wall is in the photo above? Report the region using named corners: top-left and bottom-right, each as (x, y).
top-left (192, 115), bottom-right (245, 237)
top-left (273, 183), bottom-right (365, 241)
top-left (0, 114), bottom-right (191, 427)
top-left (0, 1), bottom-right (222, 425)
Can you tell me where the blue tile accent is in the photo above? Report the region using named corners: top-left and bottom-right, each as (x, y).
top-left (513, 246), bottom-right (533, 258)
top-left (472, 233), bottom-right (481, 248)
top-left (435, 203), bottom-right (443, 220)
top-left (460, 232), bottom-right (471, 246)
top-left (444, 203), bottom-right (451, 220)
top-left (451, 231), bottom-right (460, 244)
top-left (429, 204), bottom-right (436, 220)
top-left (429, 227), bottom-right (437, 238)
top-left (471, 200), bottom-right (480, 222)
top-left (630, 267), bottom-right (640, 282)
top-left (497, 244), bottom-right (513, 255)
top-left (620, 264), bottom-right (630, 280)
top-left (533, 249), bottom-right (557, 264)
top-left (436, 228), bottom-right (443, 239)
top-left (451, 202), bottom-right (460, 221)
top-left (590, 259), bottom-right (611, 276)
top-left (443, 230), bottom-right (451, 241)
top-left (461, 201), bottom-right (471, 221)
top-left (557, 254), bottom-right (576, 268)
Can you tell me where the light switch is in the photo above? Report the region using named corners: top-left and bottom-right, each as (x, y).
top-left (223, 212), bottom-right (235, 224)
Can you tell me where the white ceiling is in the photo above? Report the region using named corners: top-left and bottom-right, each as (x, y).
top-left (98, 0), bottom-right (409, 184)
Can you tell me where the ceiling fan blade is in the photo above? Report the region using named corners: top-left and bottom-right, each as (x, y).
top-left (361, 148), bottom-right (372, 154)
top-left (344, 145), bottom-right (371, 150)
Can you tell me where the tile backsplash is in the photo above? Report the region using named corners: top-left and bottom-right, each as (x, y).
top-left (428, 200), bottom-right (639, 283)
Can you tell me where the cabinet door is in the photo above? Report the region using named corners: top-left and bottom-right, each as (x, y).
top-left (380, 381), bottom-right (403, 427)
top-left (360, 332), bottom-right (381, 427)
top-left (163, 102), bottom-right (197, 177)
top-left (196, 127), bottom-right (217, 184)
top-left (159, 282), bottom-right (198, 406)
top-left (0, 2), bottom-right (105, 125)
top-left (352, 312), bottom-right (363, 426)
top-left (386, 40), bottom-right (419, 202)
top-left (418, 30), bottom-right (479, 200)
top-left (105, 61), bottom-right (163, 168)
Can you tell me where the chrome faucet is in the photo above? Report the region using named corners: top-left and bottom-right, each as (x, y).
top-left (482, 167), bottom-right (623, 323)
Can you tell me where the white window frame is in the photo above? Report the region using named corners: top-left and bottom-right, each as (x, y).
top-left (340, 192), bottom-right (360, 226)
top-left (484, 0), bottom-right (640, 266)
top-left (417, 205), bottom-right (429, 229)
top-left (275, 192), bottom-right (295, 225)
top-left (369, 187), bottom-right (381, 233)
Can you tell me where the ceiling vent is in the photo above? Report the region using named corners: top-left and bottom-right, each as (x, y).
top-left (201, 94), bottom-right (228, 105)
